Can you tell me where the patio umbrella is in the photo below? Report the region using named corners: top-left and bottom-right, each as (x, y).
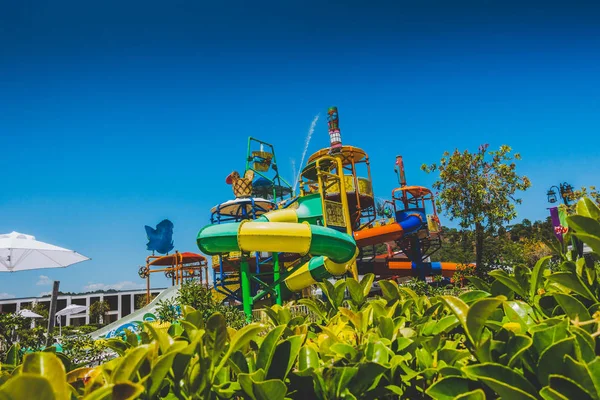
top-left (56, 304), bottom-right (88, 336)
top-left (17, 308), bottom-right (44, 328)
top-left (0, 231), bottom-right (90, 272)
top-left (17, 309), bottom-right (43, 318)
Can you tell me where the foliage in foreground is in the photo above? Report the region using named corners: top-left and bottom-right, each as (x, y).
top-left (0, 197), bottom-right (599, 399)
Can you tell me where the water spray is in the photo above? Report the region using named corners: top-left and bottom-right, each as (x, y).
top-left (293, 114), bottom-right (319, 192)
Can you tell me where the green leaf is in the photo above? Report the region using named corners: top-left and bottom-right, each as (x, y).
top-left (111, 345), bottom-right (151, 383)
top-left (459, 290), bottom-right (491, 304)
top-left (124, 330), bottom-right (138, 348)
top-left (333, 280), bottom-right (347, 307)
top-left (506, 334), bottom-right (533, 368)
top-left (66, 367), bottom-right (94, 384)
top-left (548, 374), bottom-right (595, 400)
top-left (432, 315), bottom-right (460, 335)
top-left (531, 319), bottom-right (569, 356)
top-left (577, 197), bottom-right (600, 220)
top-left (322, 367), bottom-right (358, 399)
top-left (346, 278), bottom-right (365, 307)
top-left (562, 355), bottom-right (599, 399)
top-left (504, 301), bottom-right (535, 333)
top-left (536, 337), bottom-right (575, 386)
top-left (83, 382), bottom-right (145, 400)
top-left (426, 376), bottom-right (471, 400)
top-left (349, 361), bottom-right (388, 394)
top-left (366, 341), bottom-right (391, 365)
top-left (4, 345), bottom-right (19, 367)
top-left (184, 308), bottom-right (205, 329)
top-left (359, 273), bottom-right (375, 297)
top-left (491, 279), bottom-right (515, 299)
top-left (552, 293), bottom-right (592, 327)
top-left (378, 316), bottom-right (395, 339)
top-left (204, 313), bottom-right (228, 362)
top-left (105, 338), bottom-right (129, 356)
top-left (144, 321), bottom-right (175, 354)
top-left (463, 362), bottom-right (539, 400)
top-left (330, 343), bottom-right (358, 360)
top-left (298, 345), bottom-right (319, 371)
top-left (588, 358), bottom-right (600, 398)
top-left (453, 389), bottom-right (487, 400)
top-left (255, 325), bottom-right (286, 373)
top-left (440, 296), bottom-right (469, 333)
top-left (571, 326), bottom-right (596, 363)
top-left (148, 343), bottom-right (187, 398)
top-left (489, 270), bottom-right (528, 299)
top-left (214, 323), bottom-right (264, 377)
top-left (22, 352), bottom-right (69, 400)
top-left (239, 369), bottom-right (266, 400)
top-left (253, 379), bottom-right (287, 400)
top-left (530, 256), bottom-right (552, 300)
top-left (0, 374), bottom-right (55, 400)
top-left (466, 296), bottom-right (506, 346)
top-left (379, 280), bottom-right (400, 302)
top-left (466, 276), bottom-right (491, 292)
top-left (540, 387), bottom-right (569, 400)
top-left (546, 273), bottom-right (595, 300)
top-left (267, 335), bottom-right (303, 380)
top-left (567, 215), bottom-right (600, 254)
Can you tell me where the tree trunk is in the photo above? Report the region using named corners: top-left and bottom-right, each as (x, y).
top-left (475, 223), bottom-right (484, 275)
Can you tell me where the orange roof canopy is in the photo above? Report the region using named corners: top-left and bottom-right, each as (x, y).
top-left (148, 252), bottom-right (206, 266)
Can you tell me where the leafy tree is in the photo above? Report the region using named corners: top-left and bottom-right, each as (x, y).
top-left (88, 300), bottom-right (110, 325)
top-left (422, 144), bottom-right (531, 271)
top-left (565, 185), bottom-right (599, 213)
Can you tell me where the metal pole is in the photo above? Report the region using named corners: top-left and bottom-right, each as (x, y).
top-left (46, 281), bottom-right (60, 347)
top-left (273, 252), bottom-right (282, 305)
top-left (240, 256), bottom-right (253, 321)
top-left (562, 190), bottom-right (584, 257)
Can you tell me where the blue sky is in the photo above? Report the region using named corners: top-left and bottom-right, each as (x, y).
top-left (1, 0), bottom-right (599, 299)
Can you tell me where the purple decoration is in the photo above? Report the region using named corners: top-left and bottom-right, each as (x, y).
top-left (549, 207), bottom-right (563, 243)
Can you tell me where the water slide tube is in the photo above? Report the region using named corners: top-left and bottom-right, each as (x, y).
top-left (197, 208), bottom-right (357, 293)
top-left (90, 286), bottom-right (180, 340)
top-left (384, 261), bottom-right (461, 278)
top-left (353, 211), bottom-right (423, 247)
top-left (353, 211), bottom-right (463, 277)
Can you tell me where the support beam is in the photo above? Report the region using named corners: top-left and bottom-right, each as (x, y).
top-left (46, 281), bottom-right (60, 347)
top-left (240, 257), bottom-right (252, 321)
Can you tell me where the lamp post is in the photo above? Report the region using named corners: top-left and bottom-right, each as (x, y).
top-left (546, 182), bottom-right (583, 257)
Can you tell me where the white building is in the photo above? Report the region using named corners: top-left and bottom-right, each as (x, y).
top-left (0, 288), bottom-right (166, 327)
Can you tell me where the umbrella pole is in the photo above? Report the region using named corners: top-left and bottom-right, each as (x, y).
top-left (46, 281), bottom-right (60, 347)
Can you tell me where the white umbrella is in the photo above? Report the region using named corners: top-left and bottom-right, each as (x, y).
top-left (56, 304), bottom-right (88, 336)
top-left (17, 309), bottom-right (43, 318)
top-left (56, 304), bottom-right (87, 317)
top-left (0, 231), bottom-right (90, 272)
top-left (17, 308), bottom-right (44, 328)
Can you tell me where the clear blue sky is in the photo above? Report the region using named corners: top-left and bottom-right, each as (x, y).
top-left (1, 0), bottom-right (599, 298)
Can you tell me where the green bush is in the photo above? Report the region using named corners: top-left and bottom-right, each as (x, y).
top-left (177, 280), bottom-right (248, 329)
top-left (0, 197), bottom-right (599, 399)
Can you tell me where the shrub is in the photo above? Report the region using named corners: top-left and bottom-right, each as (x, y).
top-left (1, 197), bottom-right (599, 399)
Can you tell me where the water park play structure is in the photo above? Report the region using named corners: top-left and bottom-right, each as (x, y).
top-left (138, 251), bottom-right (209, 304)
top-left (196, 106), bottom-right (464, 318)
top-left (89, 106), bottom-right (463, 337)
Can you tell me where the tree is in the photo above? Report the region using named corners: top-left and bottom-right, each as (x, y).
top-left (89, 300), bottom-right (110, 325)
top-left (422, 144), bottom-right (531, 270)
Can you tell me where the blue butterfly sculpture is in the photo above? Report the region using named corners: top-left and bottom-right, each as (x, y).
top-left (144, 219), bottom-right (174, 254)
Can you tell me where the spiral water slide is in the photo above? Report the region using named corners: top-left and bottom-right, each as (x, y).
top-left (197, 200), bottom-right (358, 293)
top-left (354, 211), bottom-right (463, 277)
